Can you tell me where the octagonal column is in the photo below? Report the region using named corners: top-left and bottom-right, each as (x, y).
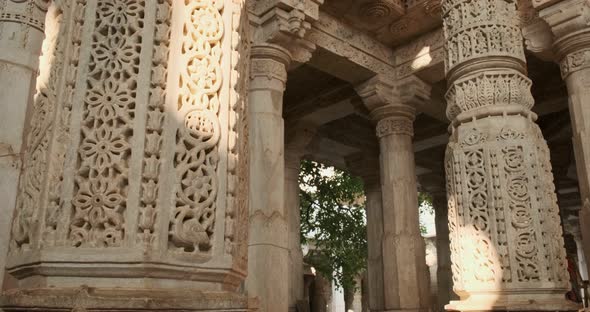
top-left (538, 0), bottom-right (590, 282)
top-left (1, 1), bottom-right (253, 310)
top-left (247, 43), bottom-right (292, 312)
top-left (356, 77), bottom-right (431, 312)
top-left (285, 123), bottom-right (316, 311)
top-left (348, 153), bottom-right (385, 311)
top-left (0, 0), bottom-right (50, 290)
top-left (442, 0), bottom-right (575, 310)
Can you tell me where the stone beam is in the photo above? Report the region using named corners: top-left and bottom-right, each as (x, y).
top-left (284, 84), bottom-right (358, 124)
top-left (394, 29), bottom-right (445, 82)
top-left (306, 11), bottom-right (396, 83)
top-left (249, 0), bottom-right (322, 66)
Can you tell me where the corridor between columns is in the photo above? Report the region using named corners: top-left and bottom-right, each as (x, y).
top-left (0, 0), bottom-right (588, 311)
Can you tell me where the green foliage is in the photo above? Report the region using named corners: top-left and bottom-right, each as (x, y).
top-left (299, 160), bottom-right (434, 290)
top-left (299, 160), bottom-right (366, 290)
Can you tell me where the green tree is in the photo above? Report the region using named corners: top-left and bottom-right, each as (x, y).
top-left (299, 160), bottom-right (433, 300)
top-left (299, 160), bottom-right (366, 292)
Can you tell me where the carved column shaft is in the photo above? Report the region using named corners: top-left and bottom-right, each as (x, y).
top-left (355, 76), bottom-right (431, 312)
top-left (2, 0), bottom-right (252, 310)
top-left (432, 192), bottom-right (456, 312)
top-left (246, 43), bottom-right (291, 312)
top-left (442, 0), bottom-right (574, 310)
top-left (377, 111), bottom-right (431, 312)
top-left (0, 0), bottom-right (50, 290)
top-left (539, 0), bottom-right (590, 282)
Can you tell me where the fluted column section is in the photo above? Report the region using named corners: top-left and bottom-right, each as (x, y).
top-left (247, 44), bottom-right (291, 312)
top-left (377, 107), bottom-right (431, 312)
top-left (432, 192), bottom-right (455, 312)
top-left (538, 0), bottom-right (590, 282)
top-left (442, 0), bottom-right (575, 310)
top-left (0, 0), bottom-right (50, 289)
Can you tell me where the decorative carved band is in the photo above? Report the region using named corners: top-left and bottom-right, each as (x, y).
top-left (442, 0), bottom-right (525, 73)
top-left (250, 44), bottom-right (291, 85)
top-left (445, 70), bottom-right (534, 121)
top-left (376, 117), bottom-right (414, 138)
top-left (560, 48), bottom-right (590, 78)
top-left (0, 0), bottom-right (50, 31)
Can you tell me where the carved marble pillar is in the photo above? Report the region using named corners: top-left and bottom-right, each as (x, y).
top-left (347, 154), bottom-right (385, 312)
top-left (285, 124), bottom-right (316, 312)
top-left (247, 43), bottom-right (291, 312)
top-left (1, 1), bottom-right (252, 310)
top-left (432, 191), bottom-right (456, 312)
top-left (538, 0), bottom-right (590, 283)
top-left (442, 0), bottom-right (575, 310)
top-left (356, 77), bottom-right (431, 312)
top-left (0, 0), bottom-right (50, 290)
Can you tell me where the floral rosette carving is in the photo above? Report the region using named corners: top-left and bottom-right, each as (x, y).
top-left (169, 0), bottom-right (224, 256)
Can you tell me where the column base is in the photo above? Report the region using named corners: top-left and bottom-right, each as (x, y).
top-left (445, 293), bottom-right (581, 311)
top-left (0, 287), bottom-right (257, 311)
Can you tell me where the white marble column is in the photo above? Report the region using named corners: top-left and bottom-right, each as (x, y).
top-left (356, 77), bottom-right (431, 312)
top-left (247, 43), bottom-right (292, 312)
top-left (432, 192), bottom-right (455, 312)
top-left (0, 0), bottom-right (50, 290)
top-left (538, 0), bottom-right (590, 283)
top-left (285, 124), bottom-right (316, 312)
top-left (365, 177), bottom-right (386, 311)
top-left (348, 154), bottom-right (385, 311)
top-left (442, 0), bottom-right (575, 310)
top-left (1, 0), bottom-right (253, 310)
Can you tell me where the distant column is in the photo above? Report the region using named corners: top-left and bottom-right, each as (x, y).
top-left (355, 76), bottom-right (431, 312)
top-left (538, 0), bottom-right (590, 283)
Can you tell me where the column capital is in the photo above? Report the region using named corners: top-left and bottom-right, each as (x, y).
top-left (249, 1), bottom-right (320, 66)
top-left (354, 75), bottom-right (397, 113)
top-left (250, 44), bottom-right (292, 88)
top-left (538, 0), bottom-right (590, 77)
top-left (285, 121), bottom-right (317, 168)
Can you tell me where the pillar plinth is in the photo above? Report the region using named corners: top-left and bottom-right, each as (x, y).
top-left (442, 0), bottom-right (576, 310)
top-left (356, 76), bottom-right (431, 312)
top-left (247, 43), bottom-right (292, 312)
top-left (1, 1), bottom-right (253, 310)
top-left (539, 0), bottom-right (590, 284)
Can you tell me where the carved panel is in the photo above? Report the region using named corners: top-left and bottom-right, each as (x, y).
top-left (442, 0), bottom-right (525, 73)
top-left (445, 120), bottom-right (569, 292)
top-left (68, 0), bottom-right (146, 248)
top-left (10, 1), bottom-right (81, 252)
top-left (445, 70), bottom-right (534, 120)
top-left (7, 0), bottom-right (251, 288)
